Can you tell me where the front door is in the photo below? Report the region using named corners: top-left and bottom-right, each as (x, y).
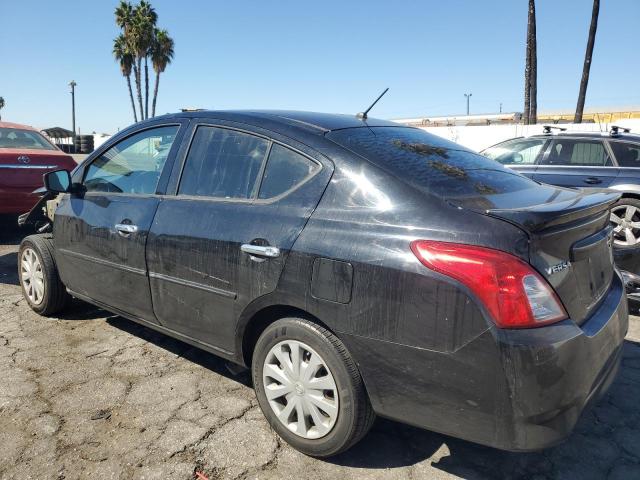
top-left (146, 123), bottom-right (332, 353)
top-left (54, 123), bottom-right (184, 322)
top-left (534, 138), bottom-right (619, 188)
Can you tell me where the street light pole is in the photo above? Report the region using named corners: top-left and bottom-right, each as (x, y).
top-left (464, 93), bottom-right (472, 116)
top-left (69, 80), bottom-right (77, 136)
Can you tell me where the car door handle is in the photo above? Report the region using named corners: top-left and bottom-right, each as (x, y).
top-left (240, 244), bottom-right (280, 258)
top-left (584, 177), bottom-right (602, 185)
top-left (115, 223), bottom-right (138, 236)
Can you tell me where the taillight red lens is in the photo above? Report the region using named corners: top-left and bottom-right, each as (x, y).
top-left (410, 240), bottom-right (567, 329)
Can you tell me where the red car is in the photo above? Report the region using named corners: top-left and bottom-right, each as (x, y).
top-left (0, 122), bottom-right (76, 214)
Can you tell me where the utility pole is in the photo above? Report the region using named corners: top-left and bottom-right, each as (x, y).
top-left (69, 80), bottom-right (77, 136)
top-left (500, 102), bottom-right (503, 113)
top-left (464, 93), bottom-right (472, 115)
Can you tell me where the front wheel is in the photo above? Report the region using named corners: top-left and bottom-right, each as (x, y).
top-left (252, 317), bottom-right (375, 457)
top-left (18, 235), bottom-right (70, 315)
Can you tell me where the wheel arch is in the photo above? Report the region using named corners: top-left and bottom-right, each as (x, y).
top-left (607, 185), bottom-right (640, 200)
top-left (238, 302), bottom-right (334, 368)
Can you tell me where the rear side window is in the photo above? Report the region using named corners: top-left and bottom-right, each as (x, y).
top-left (610, 141), bottom-right (640, 167)
top-left (542, 139), bottom-right (612, 166)
top-left (482, 138), bottom-right (546, 165)
top-left (327, 127), bottom-right (538, 199)
top-left (258, 144), bottom-right (320, 199)
top-left (179, 126), bottom-right (269, 199)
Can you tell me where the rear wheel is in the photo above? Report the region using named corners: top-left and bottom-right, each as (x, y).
top-left (18, 235), bottom-right (70, 315)
top-left (611, 198), bottom-right (640, 248)
top-left (252, 317), bottom-right (375, 457)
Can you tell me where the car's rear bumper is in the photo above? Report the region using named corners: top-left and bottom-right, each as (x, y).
top-left (342, 273), bottom-right (628, 451)
top-left (0, 187), bottom-right (41, 214)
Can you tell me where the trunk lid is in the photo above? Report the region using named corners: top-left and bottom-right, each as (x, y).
top-left (454, 187), bottom-right (619, 325)
top-left (0, 148), bottom-right (75, 188)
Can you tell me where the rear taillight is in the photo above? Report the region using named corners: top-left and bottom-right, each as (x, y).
top-left (410, 240), bottom-right (567, 329)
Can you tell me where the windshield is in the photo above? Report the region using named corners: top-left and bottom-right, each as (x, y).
top-left (327, 127), bottom-right (539, 199)
top-left (0, 128), bottom-right (56, 150)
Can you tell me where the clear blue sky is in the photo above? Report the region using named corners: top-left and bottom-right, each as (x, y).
top-left (2, 0), bottom-right (639, 133)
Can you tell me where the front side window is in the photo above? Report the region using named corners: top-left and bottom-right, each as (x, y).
top-left (84, 125), bottom-right (178, 194)
top-left (178, 126), bottom-right (269, 199)
top-left (258, 144), bottom-right (320, 199)
top-left (609, 141), bottom-right (640, 167)
top-left (542, 139), bottom-right (611, 166)
top-left (482, 138), bottom-right (546, 165)
top-left (0, 128), bottom-right (56, 150)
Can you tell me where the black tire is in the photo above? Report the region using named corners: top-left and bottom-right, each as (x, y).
top-left (252, 317), bottom-right (375, 457)
top-left (18, 234), bottom-right (70, 316)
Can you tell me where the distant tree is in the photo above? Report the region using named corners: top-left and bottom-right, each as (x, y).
top-left (0, 97), bottom-right (4, 121)
top-left (113, 35), bottom-right (138, 122)
top-left (575, 0), bottom-right (600, 123)
top-left (523, 0), bottom-right (537, 125)
top-left (135, 1), bottom-right (158, 119)
top-left (151, 29), bottom-right (174, 118)
top-left (114, 1), bottom-right (172, 121)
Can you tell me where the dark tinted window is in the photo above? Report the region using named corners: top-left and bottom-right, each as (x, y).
top-left (542, 139), bottom-right (611, 166)
top-left (327, 127), bottom-right (538, 199)
top-left (179, 126), bottom-right (268, 199)
top-left (84, 125), bottom-right (178, 194)
top-left (482, 138), bottom-right (546, 165)
top-left (610, 141), bottom-right (640, 167)
top-left (258, 144), bottom-right (319, 199)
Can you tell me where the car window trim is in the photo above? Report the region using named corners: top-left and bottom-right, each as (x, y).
top-left (174, 122), bottom-right (323, 204)
top-left (80, 122), bottom-right (184, 195)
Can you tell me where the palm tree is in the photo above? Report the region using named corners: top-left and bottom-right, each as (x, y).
top-left (114, 0), bottom-right (133, 33)
top-left (0, 97), bottom-right (4, 121)
top-left (151, 29), bottom-right (174, 118)
top-left (575, 0), bottom-right (600, 123)
top-left (523, 0), bottom-right (537, 125)
top-left (115, 1), bottom-right (143, 119)
top-left (134, 1), bottom-right (157, 120)
top-left (113, 35), bottom-right (138, 122)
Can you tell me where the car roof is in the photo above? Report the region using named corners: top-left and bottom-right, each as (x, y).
top-left (528, 131), bottom-right (640, 142)
top-left (0, 121), bottom-right (39, 131)
top-left (153, 110), bottom-right (404, 135)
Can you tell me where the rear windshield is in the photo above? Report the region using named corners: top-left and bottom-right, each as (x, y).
top-left (327, 127), bottom-right (538, 199)
top-left (0, 128), bottom-right (56, 150)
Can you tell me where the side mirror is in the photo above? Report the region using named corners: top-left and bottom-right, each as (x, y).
top-left (44, 169), bottom-right (71, 193)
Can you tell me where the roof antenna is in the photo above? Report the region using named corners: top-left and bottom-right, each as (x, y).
top-left (357, 88), bottom-right (389, 120)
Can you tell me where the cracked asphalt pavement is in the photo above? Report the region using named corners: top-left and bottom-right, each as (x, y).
top-left (1, 218), bottom-right (640, 480)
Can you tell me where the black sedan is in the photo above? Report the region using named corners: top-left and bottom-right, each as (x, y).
top-left (18, 111), bottom-right (628, 457)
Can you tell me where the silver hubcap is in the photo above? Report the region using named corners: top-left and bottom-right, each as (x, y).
top-left (262, 340), bottom-right (339, 439)
top-left (611, 205), bottom-right (640, 246)
top-left (20, 248), bottom-right (45, 305)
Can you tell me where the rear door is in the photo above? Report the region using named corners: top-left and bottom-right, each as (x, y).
top-left (608, 139), bottom-right (640, 186)
top-left (534, 138), bottom-right (619, 188)
top-left (54, 122), bottom-right (186, 322)
top-left (481, 137), bottom-right (547, 179)
top-left (146, 121), bottom-right (333, 353)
